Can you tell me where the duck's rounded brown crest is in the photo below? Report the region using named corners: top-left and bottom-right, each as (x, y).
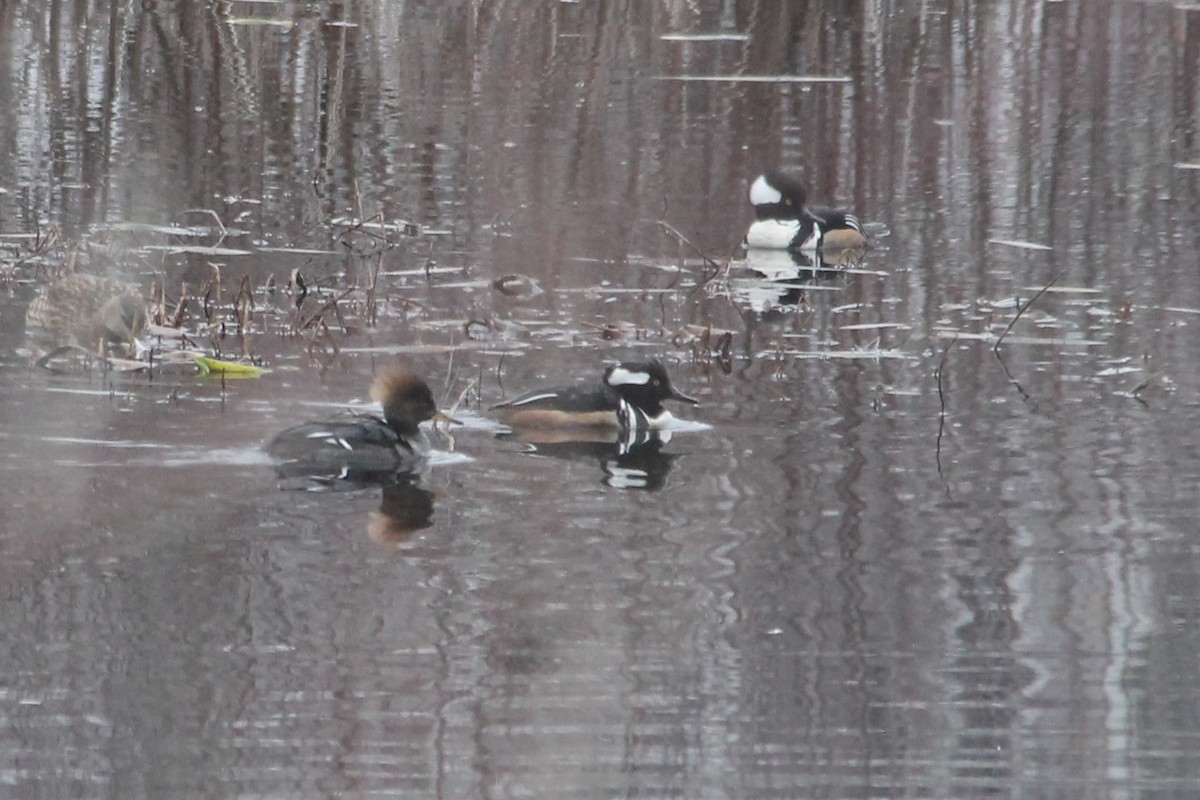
top-left (370, 367), bottom-right (430, 405)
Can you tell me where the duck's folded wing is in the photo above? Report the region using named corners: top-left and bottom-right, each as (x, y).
top-left (268, 414), bottom-right (400, 457)
top-left (492, 384), bottom-right (618, 413)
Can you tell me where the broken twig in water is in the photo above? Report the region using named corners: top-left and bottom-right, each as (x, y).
top-left (447, 378), bottom-right (476, 419)
top-left (298, 287), bottom-right (354, 330)
top-left (935, 339), bottom-right (956, 497)
top-left (657, 220), bottom-right (723, 274)
top-left (994, 275), bottom-right (1058, 353)
top-left (935, 343), bottom-right (950, 470)
top-left (175, 208), bottom-right (229, 249)
top-left (438, 377), bottom-right (476, 453)
top-left (992, 348), bottom-right (1032, 402)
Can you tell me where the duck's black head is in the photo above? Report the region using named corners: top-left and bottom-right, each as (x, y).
top-left (750, 169), bottom-right (811, 221)
top-left (603, 360), bottom-right (699, 417)
top-left (371, 368), bottom-right (454, 436)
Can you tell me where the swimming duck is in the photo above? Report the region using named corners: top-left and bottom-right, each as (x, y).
top-left (492, 359), bottom-right (699, 433)
top-left (268, 368), bottom-right (457, 480)
top-left (745, 170), bottom-right (868, 255)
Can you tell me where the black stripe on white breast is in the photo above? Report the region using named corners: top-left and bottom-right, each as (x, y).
top-left (617, 399), bottom-right (654, 433)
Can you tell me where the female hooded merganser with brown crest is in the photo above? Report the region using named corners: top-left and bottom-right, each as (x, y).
top-left (492, 360), bottom-right (699, 433)
top-left (268, 368), bottom-right (457, 481)
top-left (745, 170), bottom-right (868, 255)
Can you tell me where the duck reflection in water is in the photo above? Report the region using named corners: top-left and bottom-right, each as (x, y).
top-left (738, 246), bottom-right (865, 314)
top-left (267, 367), bottom-right (456, 541)
top-left (746, 241), bottom-right (866, 279)
top-left (368, 477), bottom-right (437, 545)
top-left (272, 461), bottom-right (438, 545)
top-left (499, 425), bottom-right (680, 492)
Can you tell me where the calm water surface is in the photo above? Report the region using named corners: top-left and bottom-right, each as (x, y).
top-left (2, 2), bottom-right (1200, 797)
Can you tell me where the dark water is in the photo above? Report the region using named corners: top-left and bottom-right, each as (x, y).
top-left (2, 1), bottom-right (1200, 797)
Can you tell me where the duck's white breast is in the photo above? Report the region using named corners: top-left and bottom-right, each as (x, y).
top-left (745, 219), bottom-right (801, 249)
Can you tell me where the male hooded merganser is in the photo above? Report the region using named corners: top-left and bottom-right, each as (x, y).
top-left (492, 360), bottom-right (699, 432)
top-left (26, 273), bottom-right (146, 353)
top-left (745, 170), bottom-right (868, 254)
top-left (268, 368), bottom-right (457, 479)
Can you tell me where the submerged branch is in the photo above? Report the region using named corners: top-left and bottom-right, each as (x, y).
top-left (993, 274), bottom-right (1058, 354)
top-left (657, 220), bottom-right (724, 275)
top-left (935, 340), bottom-right (953, 491)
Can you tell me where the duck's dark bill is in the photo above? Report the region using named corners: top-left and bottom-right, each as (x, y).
top-left (670, 388), bottom-right (700, 406)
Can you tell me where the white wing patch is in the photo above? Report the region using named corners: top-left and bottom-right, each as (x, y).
top-left (749, 174), bottom-right (782, 206)
top-left (607, 367), bottom-right (651, 387)
top-left (304, 430), bottom-right (355, 449)
top-left (509, 391), bottom-right (559, 406)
